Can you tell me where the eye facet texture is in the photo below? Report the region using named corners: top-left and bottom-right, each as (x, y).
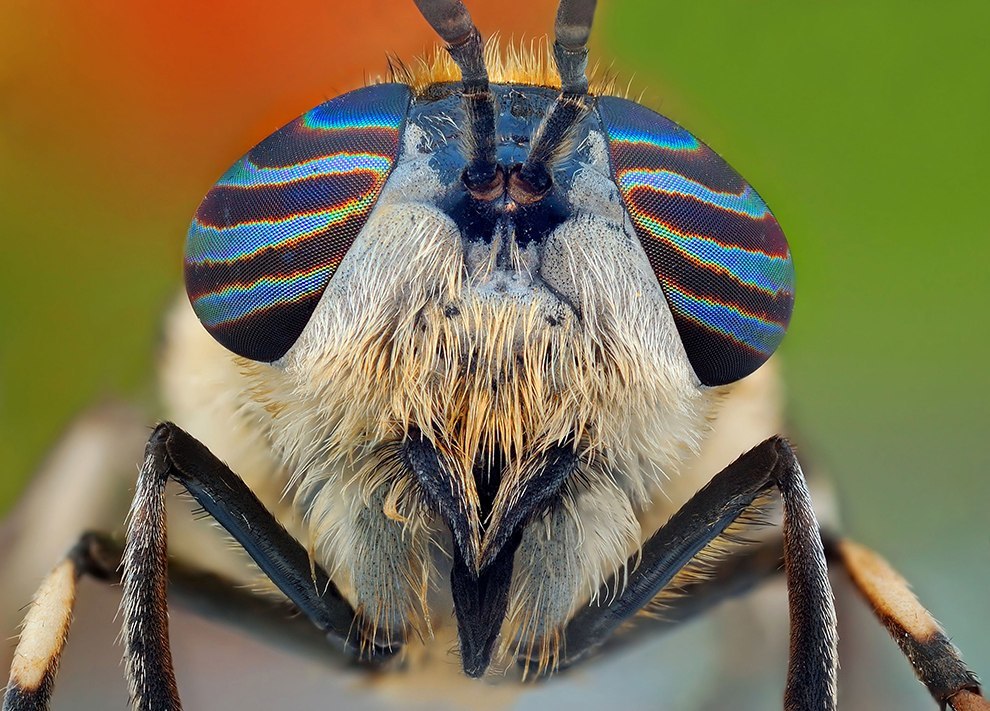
top-left (598, 97), bottom-right (795, 387)
top-left (185, 83), bottom-right (411, 362)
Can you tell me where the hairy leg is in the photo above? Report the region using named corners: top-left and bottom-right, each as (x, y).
top-left (5, 423), bottom-right (390, 711)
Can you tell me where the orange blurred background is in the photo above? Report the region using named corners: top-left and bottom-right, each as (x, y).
top-left (0, 0), bottom-right (556, 502)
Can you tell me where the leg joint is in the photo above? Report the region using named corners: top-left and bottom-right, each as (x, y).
top-left (69, 531), bottom-right (122, 583)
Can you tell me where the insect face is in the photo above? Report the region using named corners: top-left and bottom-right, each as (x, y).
top-left (179, 8), bottom-right (794, 673)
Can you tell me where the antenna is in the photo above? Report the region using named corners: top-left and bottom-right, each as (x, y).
top-left (413, 0), bottom-right (501, 196)
top-left (554, 0), bottom-right (597, 94)
top-left (509, 0), bottom-right (598, 204)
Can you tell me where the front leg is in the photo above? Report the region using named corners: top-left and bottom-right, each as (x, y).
top-left (122, 423), bottom-right (398, 710)
top-left (546, 436), bottom-right (838, 711)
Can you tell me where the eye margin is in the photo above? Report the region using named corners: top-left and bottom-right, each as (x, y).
top-left (183, 82), bottom-right (413, 363)
top-left (596, 95), bottom-right (795, 387)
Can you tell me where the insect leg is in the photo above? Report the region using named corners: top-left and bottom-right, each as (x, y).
top-left (613, 534), bottom-right (788, 639)
top-left (562, 529), bottom-right (989, 711)
top-left (545, 436), bottom-right (838, 711)
top-left (3, 532), bottom-right (116, 711)
top-left (120, 422), bottom-right (389, 711)
top-left (2, 526), bottom-right (376, 711)
top-left (826, 538), bottom-right (988, 711)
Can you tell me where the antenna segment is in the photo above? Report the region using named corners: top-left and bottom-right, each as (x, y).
top-left (413, 0), bottom-right (500, 194)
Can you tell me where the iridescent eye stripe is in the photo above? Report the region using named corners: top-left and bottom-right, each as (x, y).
top-left (618, 170), bottom-right (769, 219)
top-left (664, 283), bottom-right (787, 355)
top-left (192, 262), bottom-right (336, 328)
top-left (186, 181), bottom-right (381, 265)
top-left (214, 152), bottom-right (393, 190)
top-left (598, 96), bottom-right (795, 387)
top-left (630, 214), bottom-right (791, 295)
top-left (301, 109), bottom-right (402, 131)
top-left (606, 124), bottom-right (700, 152)
top-left (184, 83), bottom-right (411, 362)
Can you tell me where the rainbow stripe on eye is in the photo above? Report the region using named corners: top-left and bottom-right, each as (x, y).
top-left (192, 262), bottom-right (337, 328)
top-left (618, 170), bottom-right (769, 219)
top-left (214, 152), bottom-right (393, 191)
top-left (605, 124), bottom-right (700, 152)
top-left (598, 96), bottom-right (794, 387)
top-left (184, 83), bottom-right (411, 362)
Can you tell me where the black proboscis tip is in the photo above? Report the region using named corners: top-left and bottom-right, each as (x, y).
top-left (450, 530), bottom-right (521, 677)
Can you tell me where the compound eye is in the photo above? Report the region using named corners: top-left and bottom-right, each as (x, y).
top-left (184, 83), bottom-right (411, 362)
top-left (598, 97), bottom-right (795, 387)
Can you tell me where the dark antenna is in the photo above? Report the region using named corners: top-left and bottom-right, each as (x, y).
top-left (509, 0), bottom-right (598, 204)
top-left (413, 0), bottom-right (501, 196)
top-left (554, 0), bottom-right (597, 94)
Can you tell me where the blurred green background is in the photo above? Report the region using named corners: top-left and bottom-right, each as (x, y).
top-left (1, 1), bottom-right (987, 708)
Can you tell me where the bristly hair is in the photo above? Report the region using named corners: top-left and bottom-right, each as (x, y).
top-left (640, 490), bottom-right (779, 618)
top-left (383, 36), bottom-right (620, 98)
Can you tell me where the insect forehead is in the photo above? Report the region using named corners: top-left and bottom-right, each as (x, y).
top-left (407, 85), bottom-right (794, 388)
top-left (411, 83), bottom-right (585, 169)
top-left (408, 82), bottom-right (596, 244)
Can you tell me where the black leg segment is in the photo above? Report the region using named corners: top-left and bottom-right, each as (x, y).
top-left (121, 423), bottom-right (390, 711)
top-left (123, 432), bottom-right (180, 711)
top-left (552, 529), bottom-right (990, 711)
top-left (547, 436), bottom-right (838, 711)
top-left (3, 526), bottom-right (375, 711)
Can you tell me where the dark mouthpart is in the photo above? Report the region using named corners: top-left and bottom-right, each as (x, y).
top-left (403, 433), bottom-right (577, 676)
